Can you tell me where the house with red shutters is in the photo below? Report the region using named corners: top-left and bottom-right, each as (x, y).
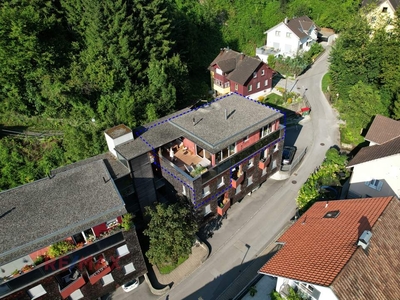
top-left (209, 48), bottom-right (274, 99)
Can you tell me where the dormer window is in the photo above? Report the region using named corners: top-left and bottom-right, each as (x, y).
top-left (253, 72), bottom-right (257, 78)
top-left (261, 70), bottom-right (265, 76)
top-left (382, 7), bottom-right (388, 13)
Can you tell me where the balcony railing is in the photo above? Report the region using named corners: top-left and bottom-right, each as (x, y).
top-left (217, 200), bottom-right (231, 216)
top-left (202, 129), bottom-right (282, 184)
top-left (59, 272), bottom-right (85, 299)
top-left (87, 255), bottom-right (112, 284)
top-left (0, 231), bottom-right (125, 298)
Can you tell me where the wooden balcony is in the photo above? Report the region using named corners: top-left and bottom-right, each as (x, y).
top-left (217, 199), bottom-right (231, 216)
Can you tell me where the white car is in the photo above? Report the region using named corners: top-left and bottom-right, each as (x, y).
top-left (122, 278), bottom-right (139, 292)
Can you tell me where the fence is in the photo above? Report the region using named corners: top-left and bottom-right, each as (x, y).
top-left (281, 147), bottom-right (307, 174)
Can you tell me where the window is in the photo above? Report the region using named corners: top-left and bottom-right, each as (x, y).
top-left (27, 285), bottom-right (47, 300)
top-left (101, 273), bottom-right (114, 286)
top-left (248, 85), bottom-right (252, 92)
top-left (235, 83), bottom-right (238, 91)
top-left (228, 143), bottom-right (236, 156)
top-left (261, 123), bottom-right (272, 137)
top-left (365, 179), bottom-right (383, 191)
top-left (273, 144), bottom-right (278, 152)
top-left (123, 262), bottom-right (136, 275)
top-left (106, 218), bottom-right (119, 229)
top-left (244, 135), bottom-right (250, 142)
top-left (248, 175), bottom-right (253, 186)
top-left (262, 167), bottom-right (268, 176)
top-left (217, 177), bottom-right (224, 188)
top-left (382, 7), bottom-right (388, 13)
top-left (203, 185), bottom-right (210, 197)
top-left (275, 30), bottom-right (280, 36)
top-left (248, 158), bottom-right (254, 168)
top-left (235, 183), bottom-right (242, 194)
top-left (261, 70), bottom-right (265, 76)
top-left (256, 82), bottom-right (260, 89)
top-left (271, 160), bottom-right (277, 170)
top-left (264, 79), bottom-right (268, 86)
top-left (116, 245), bottom-right (130, 257)
top-left (204, 204), bottom-right (211, 216)
top-left (286, 32), bottom-right (291, 38)
top-left (253, 72), bottom-right (257, 78)
top-left (69, 289), bottom-right (84, 300)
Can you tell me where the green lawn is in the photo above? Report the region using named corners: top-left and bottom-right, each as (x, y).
top-left (321, 72), bottom-right (331, 93)
top-left (263, 93), bottom-right (284, 106)
top-left (158, 256), bottom-right (188, 274)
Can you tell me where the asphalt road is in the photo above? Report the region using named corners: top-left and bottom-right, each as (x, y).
top-left (158, 46), bottom-right (339, 300)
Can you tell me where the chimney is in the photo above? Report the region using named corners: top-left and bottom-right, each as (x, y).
top-left (240, 52), bottom-right (245, 60)
top-left (357, 230), bottom-right (372, 250)
top-left (220, 48), bottom-right (224, 55)
top-left (104, 124), bottom-right (134, 157)
top-left (284, 17), bottom-right (288, 24)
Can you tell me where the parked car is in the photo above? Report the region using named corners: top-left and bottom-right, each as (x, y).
top-left (282, 146), bottom-right (296, 165)
top-left (122, 278), bottom-right (139, 292)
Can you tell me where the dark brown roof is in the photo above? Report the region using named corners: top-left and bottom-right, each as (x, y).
top-left (347, 136), bottom-right (400, 167)
top-left (286, 16), bottom-right (316, 39)
top-left (331, 198), bottom-right (400, 300)
top-left (259, 197), bottom-right (393, 286)
top-left (364, 114), bottom-right (400, 145)
top-left (209, 48), bottom-right (265, 85)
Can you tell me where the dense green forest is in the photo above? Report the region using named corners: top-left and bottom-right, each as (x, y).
top-left (329, 10), bottom-right (400, 144)
top-left (0, 0), bottom-right (364, 190)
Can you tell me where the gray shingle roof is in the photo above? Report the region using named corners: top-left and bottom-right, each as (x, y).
top-left (347, 136), bottom-right (400, 167)
top-left (286, 16), bottom-right (316, 39)
top-left (364, 114), bottom-right (400, 145)
top-left (115, 94), bottom-right (282, 159)
top-left (169, 94), bottom-right (282, 152)
top-left (362, 0), bottom-right (400, 10)
top-left (0, 160), bottom-right (126, 265)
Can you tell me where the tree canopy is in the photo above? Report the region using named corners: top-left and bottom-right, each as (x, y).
top-left (144, 201), bottom-right (198, 267)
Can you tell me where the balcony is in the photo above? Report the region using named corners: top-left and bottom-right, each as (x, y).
top-left (57, 268), bottom-right (86, 299)
top-left (87, 254), bottom-right (111, 284)
top-left (217, 199), bottom-right (231, 216)
top-left (231, 171), bottom-right (244, 189)
top-left (259, 156), bottom-right (271, 170)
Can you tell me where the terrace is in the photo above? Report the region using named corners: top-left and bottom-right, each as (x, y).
top-left (86, 254), bottom-right (111, 284)
top-left (56, 268), bottom-right (85, 299)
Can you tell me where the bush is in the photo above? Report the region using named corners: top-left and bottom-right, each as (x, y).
top-left (34, 255), bottom-right (45, 266)
top-left (121, 213), bottom-right (133, 231)
top-left (48, 241), bottom-right (76, 258)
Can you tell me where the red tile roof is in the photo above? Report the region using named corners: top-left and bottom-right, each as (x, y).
top-left (331, 198), bottom-right (400, 299)
top-left (259, 197), bottom-right (393, 286)
top-left (364, 115), bottom-right (400, 145)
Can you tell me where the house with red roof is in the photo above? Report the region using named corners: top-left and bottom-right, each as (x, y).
top-left (208, 48), bottom-right (274, 99)
top-left (259, 196), bottom-right (400, 300)
top-left (346, 115), bottom-right (400, 199)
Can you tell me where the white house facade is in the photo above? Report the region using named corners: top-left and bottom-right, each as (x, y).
top-left (275, 277), bottom-right (339, 300)
top-left (256, 16), bottom-right (318, 61)
top-left (362, 0), bottom-right (399, 31)
top-left (348, 154), bottom-right (400, 198)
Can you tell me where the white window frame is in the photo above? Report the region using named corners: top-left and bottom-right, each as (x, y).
top-left (248, 175), bottom-right (253, 186)
top-left (248, 84), bottom-right (252, 92)
top-left (116, 245), bottom-right (130, 257)
top-left (182, 185), bottom-right (186, 195)
top-left (264, 79), bottom-right (268, 86)
top-left (275, 30), bottom-right (280, 36)
top-left (286, 32), bottom-right (291, 38)
top-left (101, 273), bottom-right (114, 286)
top-left (217, 176), bottom-right (224, 188)
top-left (271, 160), bottom-right (277, 170)
top-left (204, 204), bottom-right (211, 216)
top-left (244, 135), bottom-right (250, 142)
top-left (256, 82), bottom-right (260, 89)
top-left (273, 144), bottom-right (279, 152)
top-left (365, 179), bottom-right (383, 191)
top-left (253, 72), bottom-right (257, 78)
top-left (202, 185), bottom-right (210, 197)
top-left (235, 83), bottom-right (238, 91)
top-left (123, 262), bottom-right (136, 275)
top-left (248, 158), bottom-right (254, 168)
top-left (27, 285), bottom-right (47, 300)
top-left (261, 70), bottom-right (265, 76)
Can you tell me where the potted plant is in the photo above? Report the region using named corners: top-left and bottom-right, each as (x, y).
top-left (249, 285), bottom-right (257, 297)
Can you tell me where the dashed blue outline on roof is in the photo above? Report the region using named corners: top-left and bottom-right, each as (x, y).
top-left (135, 92), bottom-right (285, 210)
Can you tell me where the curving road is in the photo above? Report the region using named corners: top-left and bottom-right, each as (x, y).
top-left (154, 46), bottom-right (339, 300)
